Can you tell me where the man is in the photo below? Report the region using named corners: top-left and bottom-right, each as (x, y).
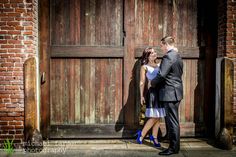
top-left (151, 36), bottom-right (183, 155)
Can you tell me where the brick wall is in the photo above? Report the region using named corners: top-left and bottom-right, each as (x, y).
top-left (0, 0), bottom-right (38, 148)
top-left (226, 0), bottom-right (236, 143)
top-left (218, 0), bottom-right (236, 143)
top-left (217, 0), bottom-right (227, 57)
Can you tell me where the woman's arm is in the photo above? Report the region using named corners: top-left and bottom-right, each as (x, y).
top-left (140, 65), bottom-right (146, 104)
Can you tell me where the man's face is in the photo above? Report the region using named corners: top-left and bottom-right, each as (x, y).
top-left (160, 42), bottom-right (167, 52)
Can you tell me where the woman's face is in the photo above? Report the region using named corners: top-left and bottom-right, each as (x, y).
top-left (148, 49), bottom-right (157, 61)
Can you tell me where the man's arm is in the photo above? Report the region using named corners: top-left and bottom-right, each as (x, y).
top-left (151, 54), bottom-right (173, 87)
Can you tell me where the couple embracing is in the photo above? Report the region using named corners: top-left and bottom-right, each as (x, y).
top-left (137, 36), bottom-right (183, 156)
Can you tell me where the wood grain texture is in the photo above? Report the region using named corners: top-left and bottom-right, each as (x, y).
top-left (40, 0), bottom-right (205, 138)
top-left (24, 58), bottom-right (37, 130)
top-left (39, 0), bottom-right (50, 138)
top-left (50, 59), bottom-right (123, 125)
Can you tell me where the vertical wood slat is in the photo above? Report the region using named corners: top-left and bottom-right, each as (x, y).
top-left (115, 59), bottom-right (123, 123)
top-left (68, 59), bottom-right (75, 123)
top-left (40, 0), bottom-right (50, 138)
top-left (185, 60), bottom-right (191, 122)
top-left (180, 59), bottom-right (186, 123)
top-left (24, 58), bottom-right (37, 130)
top-left (124, 0), bottom-right (135, 126)
top-left (75, 60), bottom-right (81, 123)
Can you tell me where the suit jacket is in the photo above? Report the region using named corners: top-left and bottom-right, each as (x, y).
top-left (151, 49), bottom-right (183, 102)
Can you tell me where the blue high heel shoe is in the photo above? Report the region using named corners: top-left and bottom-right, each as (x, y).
top-left (135, 130), bottom-right (143, 144)
top-left (149, 135), bottom-right (161, 147)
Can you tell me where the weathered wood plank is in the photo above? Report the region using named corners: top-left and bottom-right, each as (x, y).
top-left (40, 0), bottom-right (50, 138)
top-left (153, 0), bottom-right (159, 45)
top-left (124, 0), bottom-right (135, 126)
top-left (222, 58), bottom-right (234, 132)
top-left (115, 59), bottom-right (123, 123)
top-left (95, 60), bottom-right (101, 123)
top-left (185, 60), bottom-right (191, 122)
top-left (180, 60), bottom-right (186, 123)
top-left (50, 124), bottom-right (135, 138)
top-left (135, 46), bottom-right (201, 58)
top-left (49, 122), bottom-right (197, 138)
top-left (74, 60), bottom-right (81, 123)
top-left (24, 58), bottom-right (37, 130)
top-left (68, 59), bottom-right (75, 124)
top-left (50, 46), bottom-right (124, 58)
top-left (89, 59), bottom-right (96, 124)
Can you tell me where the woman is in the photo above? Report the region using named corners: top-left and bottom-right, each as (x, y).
top-left (136, 47), bottom-right (166, 147)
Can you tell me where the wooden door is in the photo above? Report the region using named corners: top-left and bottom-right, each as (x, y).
top-left (40, 0), bottom-right (206, 139)
top-left (40, 0), bottom-right (126, 138)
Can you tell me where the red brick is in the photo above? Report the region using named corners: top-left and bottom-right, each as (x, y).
top-left (14, 63), bottom-right (23, 67)
top-left (9, 121), bottom-right (22, 125)
top-left (7, 13), bottom-right (21, 17)
top-left (0, 135), bottom-right (14, 139)
top-left (0, 117), bottom-right (14, 121)
top-left (0, 30), bottom-right (7, 34)
top-left (0, 49), bottom-right (7, 53)
top-left (0, 121), bottom-right (8, 125)
top-left (10, 94), bottom-right (24, 99)
top-left (14, 117), bottom-right (23, 121)
top-left (9, 131), bottom-right (15, 134)
top-left (25, 26), bottom-right (32, 30)
top-left (14, 45), bottom-right (24, 48)
top-left (15, 125), bottom-right (24, 129)
top-left (8, 31), bottom-right (21, 35)
top-left (7, 22), bottom-right (20, 27)
top-left (1, 45), bottom-right (14, 48)
top-left (0, 125), bottom-right (14, 130)
top-left (8, 39), bottom-right (21, 44)
top-left (8, 49), bottom-right (21, 53)
top-left (0, 112), bottom-right (8, 116)
top-left (4, 4), bottom-right (11, 8)
top-left (7, 112), bottom-right (22, 117)
top-left (6, 104), bottom-right (17, 108)
top-left (11, 81), bottom-right (23, 85)
top-left (23, 31), bottom-right (32, 35)
top-left (15, 134), bottom-right (24, 138)
top-left (6, 58), bottom-right (21, 62)
top-left (15, 26), bottom-right (24, 30)
top-left (1, 8), bottom-right (14, 12)
top-left (0, 0), bottom-right (9, 3)
top-left (15, 8), bottom-right (25, 13)
top-left (0, 40), bottom-right (7, 44)
top-left (1, 63), bottom-right (14, 67)
top-left (24, 17), bottom-right (33, 21)
top-left (0, 94), bottom-right (10, 98)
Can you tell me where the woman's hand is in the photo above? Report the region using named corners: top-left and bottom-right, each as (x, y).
top-left (141, 96), bottom-right (145, 105)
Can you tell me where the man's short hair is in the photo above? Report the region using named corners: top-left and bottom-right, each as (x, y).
top-left (161, 36), bottom-right (175, 46)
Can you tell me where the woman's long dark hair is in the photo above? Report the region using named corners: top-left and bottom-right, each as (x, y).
top-left (140, 47), bottom-right (156, 65)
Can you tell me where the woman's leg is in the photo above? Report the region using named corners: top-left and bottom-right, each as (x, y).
top-left (152, 118), bottom-right (160, 143)
top-left (140, 118), bottom-right (157, 141)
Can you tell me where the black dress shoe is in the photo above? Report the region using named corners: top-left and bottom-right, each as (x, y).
top-left (159, 149), bottom-right (178, 156)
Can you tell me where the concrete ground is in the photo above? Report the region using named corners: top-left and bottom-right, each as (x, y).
top-left (0, 138), bottom-right (236, 157)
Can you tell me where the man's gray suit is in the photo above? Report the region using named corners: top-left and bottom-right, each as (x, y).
top-left (151, 49), bottom-right (183, 152)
